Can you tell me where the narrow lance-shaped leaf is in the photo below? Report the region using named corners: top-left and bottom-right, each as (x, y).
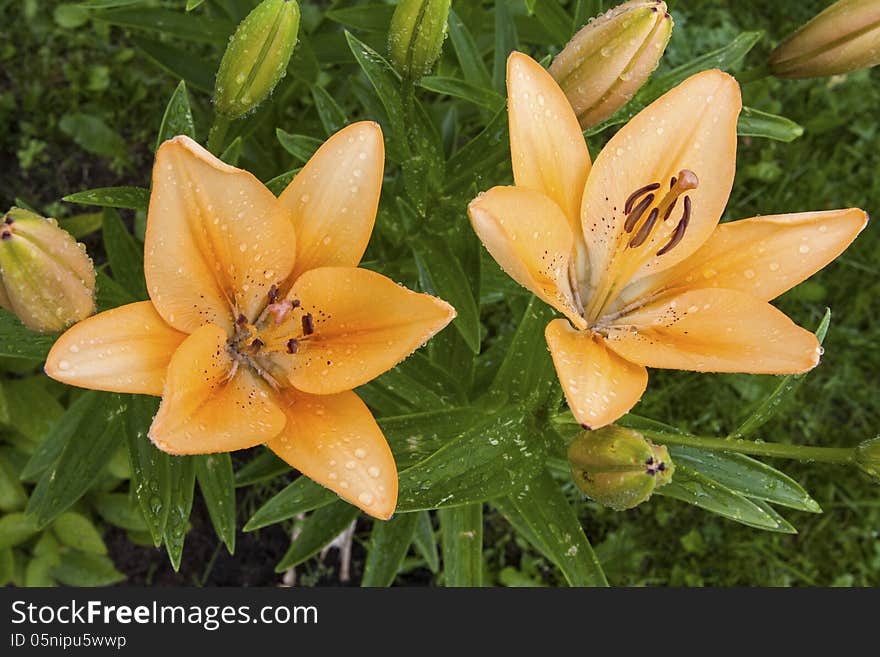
top-left (26, 393), bottom-right (127, 528)
top-left (164, 455), bottom-right (196, 571)
top-left (102, 209), bottom-right (147, 300)
top-left (63, 187), bottom-right (149, 212)
top-left (0, 310), bottom-right (57, 360)
top-left (447, 9), bottom-right (492, 88)
top-left (245, 476), bottom-right (338, 532)
top-left (439, 503), bottom-right (482, 586)
top-left (21, 391), bottom-right (99, 481)
top-left (156, 80), bottom-right (196, 149)
top-left (275, 502), bottom-right (360, 572)
top-left (730, 309), bottom-right (831, 439)
top-left (412, 510), bottom-right (439, 573)
top-left (195, 453), bottom-right (237, 553)
top-left (125, 394), bottom-right (170, 547)
top-left (737, 107), bottom-right (804, 142)
top-left (496, 470), bottom-right (608, 586)
top-left (361, 513), bottom-right (419, 587)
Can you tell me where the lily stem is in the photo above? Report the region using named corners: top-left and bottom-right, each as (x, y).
top-left (641, 430), bottom-right (855, 465)
top-left (207, 115), bottom-right (231, 155)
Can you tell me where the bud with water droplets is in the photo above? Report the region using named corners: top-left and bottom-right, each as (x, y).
top-left (549, 0), bottom-right (673, 129)
top-left (388, 0), bottom-right (451, 79)
top-left (855, 436), bottom-right (880, 480)
top-left (769, 0), bottom-right (880, 79)
top-left (213, 0), bottom-right (301, 119)
top-left (0, 208), bottom-right (96, 333)
top-left (568, 425), bottom-right (674, 511)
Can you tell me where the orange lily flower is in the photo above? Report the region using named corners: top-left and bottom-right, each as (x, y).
top-left (469, 52), bottom-right (866, 430)
top-left (45, 122), bottom-right (455, 519)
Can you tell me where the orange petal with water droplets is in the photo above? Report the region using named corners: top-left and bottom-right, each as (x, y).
top-left (507, 51), bottom-right (591, 230)
top-left (468, 186), bottom-right (585, 328)
top-left (149, 323), bottom-right (285, 454)
top-left (44, 301), bottom-right (186, 396)
top-left (269, 389), bottom-right (397, 519)
top-left (274, 267), bottom-right (455, 395)
top-left (581, 69), bottom-right (741, 294)
top-left (618, 208), bottom-right (868, 305)
top-left (146, 136), bottom-right (295, 333)
top-left (279, 122), bottom-right (384, 281)
top-left (546, 319), bottom-right (648, 430)
top-left (604, 288), bottom-right (821, 374)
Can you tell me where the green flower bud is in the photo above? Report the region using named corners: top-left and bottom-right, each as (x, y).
top-left (769, 0), bottom-right (880, 79)
top-left (549, 0), bottom-right (673, 129)
top-left (0, 208), bottom-right (96, 333)
top-left (568, 425), bottom-right (674, 511)
top-left (214, 0), bottom-right (301, 119)
top-left (388, 0), bottom-right (451, 79)
top-left (855, 436), bottom-right (880, 480)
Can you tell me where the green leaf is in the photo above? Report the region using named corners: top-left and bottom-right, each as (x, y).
top-left (0, 451), bottom-right (27, 512)
top-left (492, 0), bottom-right (518, 93)
top-left (0, 512), bottom-right (40, 549)
top-left (52, 512), bottom-right (107, 555)
top-left (21, 391), bottom-right (99, 482)
top-left (0, 310), bottom-right (56, 360)
top-left (245, 476), bottom-right (338, 532)
top-left (266, 168), bottom-right (300, 195)
top-left (656, 464), bottom-right (793, 532)
top-left (0, 548), bottom-right (13, 585)
top-left (311, 84), bottom-right (349, 135)
top-left (59, 113), bottom-right (127, 158)
top-left (444, 106), bottom-right (508, 193)
top-left (133, 35), bottom-right (216, 92)
top-left (489, 296), bottom-right (557, 408)
top-left (730, 309), bottom-right (831, 439)
top-left (412, 510), bottom-right (439, 573)
top-left (420, 76), bottom-right (504, 111)
top-left (361, 513), bottom-right (418, 587)
top-left (220, 136), bottom-right (243, 166)
top-left (125, 395), bottom-right (170, 545)
top-left (156, 80), bottom-right (196, 149)
top-left (195, 453), bottom-right (236, 553)
top-left (496, 470), bottom-right (607, 586)
top-left (93, 493), bottom-right (149, 532)
top-left (25, 556), bottom-right (58, 587)
top-left (186, 0), bottom-right (205, 10)
top-left (26, 393), bottom-right (127, 528)
top-left (448, 9), bottom-right (492, 89)
top-left (276, 129), bottom-right (322, 163)
top-left (396, 407), bottom-right (547, 511)
top-left (96, 269), bottom-right (137, 311)
top-left (102, 208), bottom-right (147, 299)
top-left (2, 377), bottom-right (64, 446)
top-left (668, 446), bottom-right (821, 513)
top-left (738, 107), bottom-right (804, 142)
top-left (92, 7), bottom-right (234, 43)
top-left (275, 502), bottom-right (359, 572)
top-left (345, 31), bottom-right (405, 143)
top-left (439, 504), bottom-right (482, 586)
top-left (63, 186), bottom-right (149, 211)
top-left (234, 449), bottom-right (289, 488)
top-left (380, 406), bottom-right (485, 468)
top-left (163, 455), bottom-right (196, 571)
top-left (60, 212), bottom-right (103, 239)
top-left (533, 0), bottom-right (573, 44)
top-left (326, 4), bottom-right (395, 32)
top-left (51, 551), bottom-right (125, 586)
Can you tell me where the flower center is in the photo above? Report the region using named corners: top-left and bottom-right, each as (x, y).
top-left (227, 284), bottom-right (314, 387)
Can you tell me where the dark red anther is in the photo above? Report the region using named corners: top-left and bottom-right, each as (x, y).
top-left (301, 313), bottom-right (314, 336)
top-left (286, 338), bottom-right (299, 354)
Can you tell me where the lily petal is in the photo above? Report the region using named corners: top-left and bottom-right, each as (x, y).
top-left (269, 389), bottom-right (397, 519)
top-left (150, 323), bottom-right (285, 454)
top-left (618, 209), bottom-right (868, 305)
top-left (279, 122), bottom-right (384, 281)
top-left (581, 70), bottom-right (741, 306)
top-left (604, 288), bottom-right (821, 374)
top-left (507, 51), bottom-right (591, 229)
top-left (146, 136), bottom-right (296, 333)
top-left (276, 267), bottom-right (455, 394)
top-left (468, 186), bottom-right (585, 327)
top-left (45, 301), bottom-right (186, 395)
top-left (546, 319), bottom-right (648, 430)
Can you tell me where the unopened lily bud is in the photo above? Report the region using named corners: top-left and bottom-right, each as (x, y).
top-left (568, 425), bottom-right (674, 511)
top-left (214, 0), bottom-right (301, 119)
top-left (549, 0), bottom-right (673, 129)
top-left (855, 436), bottom-right (880, 480)
top-left (0, 208), bottom-right (96, 333)
top-left (769, 0), bottom-right (880, 79)
top-left (388, 0), bottom-right (451, 79)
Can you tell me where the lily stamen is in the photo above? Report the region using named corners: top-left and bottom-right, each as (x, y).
top-left (657, 196), bottom-right (692, 256)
